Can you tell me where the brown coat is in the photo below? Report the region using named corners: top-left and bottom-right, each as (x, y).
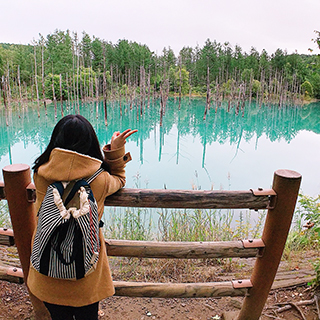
top-left (27, 145), bottom-right (131, 307)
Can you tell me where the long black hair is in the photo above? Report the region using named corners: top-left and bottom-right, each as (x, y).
top-left (33, 115), bottom-right (110, 172)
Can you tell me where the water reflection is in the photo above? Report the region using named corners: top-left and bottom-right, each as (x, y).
top-left (0, 99), bottom-right (319, 193)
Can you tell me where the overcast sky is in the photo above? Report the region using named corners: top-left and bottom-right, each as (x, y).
top-left (1, 0), bottom-right (319, 56)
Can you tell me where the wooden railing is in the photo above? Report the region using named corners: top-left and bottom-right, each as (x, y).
top-left (0, 164), bottom-right (301, 320)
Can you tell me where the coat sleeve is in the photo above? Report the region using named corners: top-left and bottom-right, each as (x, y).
top-left (101, 144), bottom-right (132, 196)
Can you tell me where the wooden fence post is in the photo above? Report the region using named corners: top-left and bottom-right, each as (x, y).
top-left (236, 169), bottom-right (301, 320)
top-left (3, 164), bottom-right (50, 320)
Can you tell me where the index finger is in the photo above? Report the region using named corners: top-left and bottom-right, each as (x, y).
top-left (123, 129), bottom-right (138, 139)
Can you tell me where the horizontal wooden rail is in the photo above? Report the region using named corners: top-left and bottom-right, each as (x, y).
top-left (0, 183), bottom-right (275, 210)
top-left (105, 239), bottom-right (264, 259)
top-left (0, 262), bottom-right (251, 298)
top-left (0, 228), bottom-right (14, 246)
top-left (114, 280), bottom-right (251, 298)
top-left (105, 188), bottom-right (274, 209)
top-left (0, 265), bottom-right (24, 283)
top-left (0, 229), bottom-right (265, 259)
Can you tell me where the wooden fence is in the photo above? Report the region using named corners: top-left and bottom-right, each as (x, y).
top-left (0, 164), bottom-right (301, 320)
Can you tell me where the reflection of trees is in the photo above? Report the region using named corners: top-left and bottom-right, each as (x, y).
top-left (0, 99), bottom-right (319, 165)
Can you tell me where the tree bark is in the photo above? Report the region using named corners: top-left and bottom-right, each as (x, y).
top-left (59, 74), bottom-right (64, 117)
top-left (33, 46), bottom-right (40, 117)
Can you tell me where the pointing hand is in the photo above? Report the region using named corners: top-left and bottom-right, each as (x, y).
top-left (110, 129), bottom-right (138, 150)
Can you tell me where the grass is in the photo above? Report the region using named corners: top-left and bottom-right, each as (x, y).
top-left (103, 207), bottom-right (267, 242)
top-left (103, 207), bottom-right (153, 241)
top-left (284, 194), bottom-right (320, 289)
top-left (0, 201), bottom-right (11, 228)
top-left (103, 207), bottom-right (267, 282)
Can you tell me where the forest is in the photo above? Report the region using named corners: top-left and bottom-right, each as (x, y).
top-left (0, 29), bottom-right (320, 117)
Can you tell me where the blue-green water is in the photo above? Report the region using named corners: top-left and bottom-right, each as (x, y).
top-left (1, 98), bottom-right (320, 198)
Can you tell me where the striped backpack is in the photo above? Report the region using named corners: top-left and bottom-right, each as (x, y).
top-left (31, 168), bottom-right (103, 280)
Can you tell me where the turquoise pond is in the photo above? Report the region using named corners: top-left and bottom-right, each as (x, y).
top-left (0, 98), bottom-right (320, 199)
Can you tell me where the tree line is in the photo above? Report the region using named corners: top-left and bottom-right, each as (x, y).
top-left (0, 29), bottom-right (319, 117)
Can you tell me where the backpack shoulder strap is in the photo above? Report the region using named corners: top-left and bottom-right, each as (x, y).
top-left (51, 181), bottom-right (64, 198)
top-left (86, 167), bottom-right (104, 184)
top-left (63, 168), bottom-right (104, 206)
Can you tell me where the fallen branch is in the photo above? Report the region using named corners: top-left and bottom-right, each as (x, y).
top-left (275, 299), bottom-right (314, 312)
top-left (275, 301), bottom-right (312, 320)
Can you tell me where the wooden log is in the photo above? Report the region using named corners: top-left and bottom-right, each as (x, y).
top-left (105, 239), bottom-right (261, 259)
top-left (0, 184), bottom-right (273, 210)
top-left (105, 189), bottom-right (271, 209)
top-left (0, 181), bottom-right (5, 199)
top-left (1, 233), bottom-right (263, 259)
top-left (113, 280), bottom-right (249, 298)
top-left (0, 228), bottom-right (14, 246)
top-left (0, 265), bottom-right (24, 283)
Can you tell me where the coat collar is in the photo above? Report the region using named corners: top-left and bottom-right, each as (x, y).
top-left (37, 148), bottom-right (102, 182)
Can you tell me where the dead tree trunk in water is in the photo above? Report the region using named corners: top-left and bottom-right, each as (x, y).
top-left (203, 65), bottom-right (210, 120)
top-left (33, 46), bottom-right (40, 117)
top-left (51, 69), bottom-right (57, 118)
top-left (159, 84), bottom-right (164, 127)
top-left (147, 67), bottom-right (151, 109)
top-left (140, 65), bottom-right (146, 116)
top-left (41, 41), bottom-right (47, 115)
top-left (103, 45), bottom-right (108, 126)
top-left (24, 83), bottom-right (28, 112)
top-left (6, 65), bottom-right (12, 109)
top-left (76, 44), bottom-right (80, 113)
top-left (95, 75), bottom-right (99, 119)
top-left (215, 81), bottom-right (220, 113)
top-left (110, 65), bottom-right (113, 104)
top-left (66, 73), bottom-right (70, 111)
top-left (1, 76), bottom-right (9, 126)
top-left (178, 56), bottom-right (182, 110)
top-left (59, 74), bottom-right (64, 117)
top-left (17, 65), bottom-right (23, 118)
top-left (189, 75), bottom-right (192, 106)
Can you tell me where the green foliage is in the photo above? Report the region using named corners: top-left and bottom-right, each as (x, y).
top-left (45, 74), bottom-right (68, 100)
top-left (298, 194), bottom-right (320, 238)
top-left (308, 73), bottom-right (320, 99)
top-left (91, 37), bottom-right (104, 71)
top-left (313, 30), bottom-right (320, 50)
top-left (252, 80), bottom-right (261, 97)
top-left (311, 259), bottom-right (320, 290)
top-left (286, 194), bottom-right (320, 253)
top-left (169, 66), bottom-right (190, 94)
top-left (301, 80), bottom-right (314, 98)
top-left (46, 29), bottom-right (73, 75)
top-left (241, 68), bottom-right (253, 83)
top-left (81, 32), bottom-right (92, 68)
top-left (1, 30), bottom-right (320, 101)
top-left (222, 79), bottom-right (235, 96)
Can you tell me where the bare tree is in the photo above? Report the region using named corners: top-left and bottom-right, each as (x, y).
top-left (33, 45), bottom-right (40, 117)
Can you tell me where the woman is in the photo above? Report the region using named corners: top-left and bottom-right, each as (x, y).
top-left (27, 114), bottom-right (137, 320)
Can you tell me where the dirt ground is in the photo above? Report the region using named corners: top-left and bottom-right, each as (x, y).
top-left (0, 280), bottom-right (319, 319)
top-left (0, 246), bottom-right (319, 319)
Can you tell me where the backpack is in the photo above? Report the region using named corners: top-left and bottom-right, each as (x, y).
top-left (31, 168), bottom-right (104, 280)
